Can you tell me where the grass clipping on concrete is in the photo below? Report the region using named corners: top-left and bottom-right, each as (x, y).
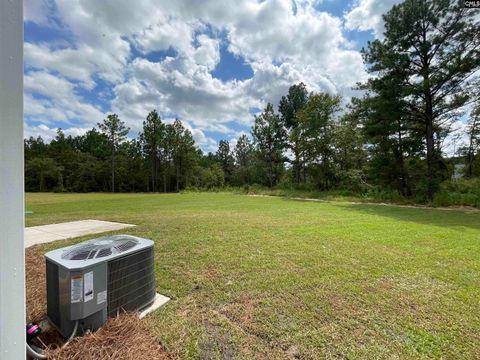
top-left (26, 246), bottom-right (171, 360)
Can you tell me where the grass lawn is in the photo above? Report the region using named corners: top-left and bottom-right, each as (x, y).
top-left (26, 192), bottom-right (480, 359)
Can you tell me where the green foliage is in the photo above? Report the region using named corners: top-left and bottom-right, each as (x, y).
top-left (232, 134), bottom-right (256, 186)
top-left (25, 157), bottom-right (63, 192)
top-left (434, 178), bottom-right (480, 207)
top-left (278, 82), bottom-right (309, 183)
top-left (362, 0), bottom-right (480, 199)
top-left (252, 103), bottom-right (287, 187)
top-left (459, 104), bottom-right (480, 178)
top-left (77, 128), bottom-right (110, 159)
top-left (201, 164), bottom-right (225, 189)
top-left (216, 140), bottom-right (235, 183)
top-left (98, 114), bottom-right (130, 192)
top-left (138, 113), bottom-right (199, 192)
top-left (171, 119), bottom-right (198, 191)
top-left (24, 69), bottom-right (480, 205)
top-left (297, 92), bottom-right (341, 189)
top-left (139, 109), bottom-right (164, 191)
top-left (337, 169), bottom-right (370, 194)
top-left (334, 109), bottom-right (366, 173)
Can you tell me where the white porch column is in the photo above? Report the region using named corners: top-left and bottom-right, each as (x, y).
top-left (0, 0), bottom-right (25, 358)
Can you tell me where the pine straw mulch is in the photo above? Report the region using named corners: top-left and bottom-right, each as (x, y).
top-left (26, 246), bottom-right (48, 322)
top-left (26, 246), bottom-right (174, 360)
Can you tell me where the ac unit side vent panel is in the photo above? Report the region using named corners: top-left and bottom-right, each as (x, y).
top-left (46, 260), bottom-right (60, 326)
top-left (107, 248), bottom-right (156, 317)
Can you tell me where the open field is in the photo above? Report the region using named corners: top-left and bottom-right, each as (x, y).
top-left (26, 192), bottom-right (480, 359)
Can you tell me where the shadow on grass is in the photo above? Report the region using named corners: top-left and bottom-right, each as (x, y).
top-left (334, 202), bottom-right (480, 230)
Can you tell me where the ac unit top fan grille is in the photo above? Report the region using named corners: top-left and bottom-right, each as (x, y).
top-left (61, 236), bottom-right (140, 261)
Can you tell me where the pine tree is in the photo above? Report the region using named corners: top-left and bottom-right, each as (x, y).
top-left (216, 140), bottom-right (235, 184)
top-left (362, 0), bottom-right (480, 198)
top-left (464, 104), bottom-right (480, 177)
top-left (140, 110), bottom-right (163, 192)
top-left (252, 103), bottom-right (287, 187)
top-left (297, 93), bottom-right (341, 188)
top-left (279, 83), bottom-right (309, 183)
top-left (98, 114), bottom-right (129, 192)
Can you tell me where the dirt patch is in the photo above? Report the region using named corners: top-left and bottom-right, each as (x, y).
top-left (205, 266), bottom-right (221, 280)
top-left (220, 293), bottom-right (257, 329)
top-left (198, 320), bottom-right (236, 360)
top-left (26, 246), bottom-right (173, 359)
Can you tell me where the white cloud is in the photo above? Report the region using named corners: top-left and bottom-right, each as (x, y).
top-left (24, 124), bottom-right (90, 142)
top-left (193, 35), bottom-right (221, 71)
top-left (113, 57), bottom-right (258, 132)
top-left (182, 122), bottom-right (219, 153)
top-left (24, 0), bottom-right (51, 25)
top-left (133, 16), bottom-right (196, 55)
top-left (344, 0), bottom-right (402, 38)
top-left (24, 71), bottom-right (104, 126)
top-left (25, 43), bottom-right (96, 89)
top-left (227, 2), bottom-right (346, 63)
top-left (24, 0), bottom-right (370, 149)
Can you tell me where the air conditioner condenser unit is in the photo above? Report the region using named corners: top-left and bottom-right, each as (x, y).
top-left (45, 234), bottom-right (156, 337)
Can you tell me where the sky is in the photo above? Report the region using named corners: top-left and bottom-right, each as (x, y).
top-left (24, 0), bottom-right (403, 153)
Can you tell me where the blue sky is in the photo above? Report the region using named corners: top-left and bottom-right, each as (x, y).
top-left (24, 0), bottom-right (401, 152)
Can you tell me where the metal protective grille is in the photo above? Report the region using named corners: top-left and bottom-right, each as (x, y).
top-left (46, 260), bottom-right (60, 326)
top-left (116, 240), bottom-right (137, 253)
top-left (61, 237), bottom-right (140, 260)
top-left (107, 247), bottom-right (156, 317)
top-left (97, 248), bottom-right (112, 258)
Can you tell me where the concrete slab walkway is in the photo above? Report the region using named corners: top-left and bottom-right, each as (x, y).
top-left (25, 220), bottom-right (136, 248)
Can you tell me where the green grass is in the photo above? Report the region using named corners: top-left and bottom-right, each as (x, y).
top-left (27, 192), bottom-right (480, 359)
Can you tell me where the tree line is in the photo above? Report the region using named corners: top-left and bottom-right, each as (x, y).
top-left (25, 0), bottom-right (480, 201)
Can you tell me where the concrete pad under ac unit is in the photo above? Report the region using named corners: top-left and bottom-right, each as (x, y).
top-left (139, 293), bottom-right (171, 319)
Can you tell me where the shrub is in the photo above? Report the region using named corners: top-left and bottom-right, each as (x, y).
top-left (201, 164), bottom-right (225, 189)
top-left (337, 169), bottom-right (370, 194)
top-left (433, 179), bottom-right (480, 208)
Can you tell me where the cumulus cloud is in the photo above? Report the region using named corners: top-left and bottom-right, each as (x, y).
top-left (24, 0), bottom-right (370, 148)
top-left (24, 0), bottom-right (51, 25)
top-left (24, 124), bottom-right (90, 142)
top-left (344, 0), bottom-right (402, 38)
top-left (24, 71), bottom-right (104, 126)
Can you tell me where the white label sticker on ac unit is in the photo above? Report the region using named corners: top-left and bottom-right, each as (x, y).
top-left (84, 271), bottom-right (94, 302)
top-left (97, 290), bottom-right (107, 305)
top-left (71, 275), bottom-right (83, 303)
